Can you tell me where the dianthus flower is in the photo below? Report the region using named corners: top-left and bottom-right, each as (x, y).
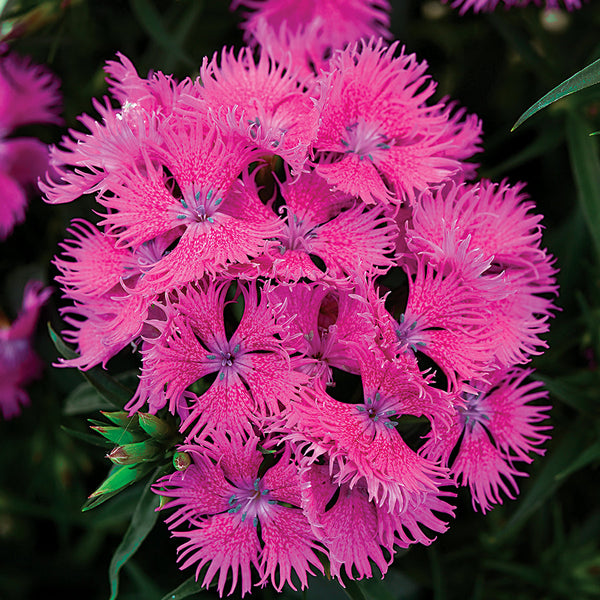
top-left (422, 368), bottom-right (552, 512)
top-left (446, 0), bottom-right (585, 12)
top-left (312, 38), bottom-right (482, 205)
top-left (153, 434), bottom-right (325, 596)
top-left (231, 0), bottom-right (392, 54)
top-left (249, 169), bottom-right (397, 282)
top-left (184, 46), bottom-right (321, 174)
top-left (0, 48), bottom-right (61, 238)
top-left (0, 281), bottom-right (51, 419)
top-left (129, 278), bottom-right (307, 439)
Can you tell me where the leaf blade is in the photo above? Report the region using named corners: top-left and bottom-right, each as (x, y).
top-left (512, 58), bottom-right (600, 131)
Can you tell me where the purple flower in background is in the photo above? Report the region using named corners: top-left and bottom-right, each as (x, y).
top-left (0, 281), bottom-right (51, 419)
top-left (0, 48), bottom-right (61, 239)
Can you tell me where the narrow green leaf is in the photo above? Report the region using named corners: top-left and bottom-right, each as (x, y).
top-left (48, 323), bottom-right (135, 408)
top-left (61, 425), bottom-right (112, 448)
top-left (48, 321), bottom-right (78, 359)
top-left (108, 464), bottom-right (167, 600)
top-left (555, 440), bottom-right (600, 480)
top-left (566, 112), bottom-right (600, 258)
top-left (494, 421), bottom-right (587, 543)
top-left (512, 58), bottom-right (600, 131)
top-left (64, 381), bottom-right (116, 415)
top-left (160, 575), bottom-right (206, 600)
top-left (129, 0), bottom-right (193, 66)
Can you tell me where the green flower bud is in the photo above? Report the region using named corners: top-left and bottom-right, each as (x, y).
top-left (173, 451), bottom-right (192, 471)
top-left (137, 412), bottom-right (174, 440)
top-left (106, 440), bottom-right (163, 465)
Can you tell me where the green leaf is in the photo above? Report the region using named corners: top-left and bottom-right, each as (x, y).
top-left (494, 421), bottom-right (588, 543)
top-left (63, 372), bottom-right (142, 415)
top-left (82, 463), bottom-right (154, 512)
top-left (60, 425), bottom-right (112, 448)
top-left (566, 112), bottom-right (600, 258)
top-left (48, 323), bottom-right (135, 409)
top-left (108, 464), bottom-right (166, 600)
top-left (555, 439), bottom-right (600, 480)
top-left (129, 0), bottom-right (193, 67)
top-left (160, 575), bottom-right (207, 600)
top-left (64, 381), bottom-right (117, 415)
top-left (512, 58), bottom-right (600, 131)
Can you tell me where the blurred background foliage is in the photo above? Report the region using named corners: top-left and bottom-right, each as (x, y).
top-left (0, 0), bottom-right (599, 599)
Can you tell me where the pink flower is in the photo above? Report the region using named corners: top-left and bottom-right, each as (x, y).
top-left (0, 49), bottom-right (61, 238)
top-left (185, 46), bottom-right (321, 173)
top-left (250, 169), bottom-right (397, 282)
top-left (286, 346), bottom-right (453, 513)
top-left (0, 281), bottom-right (51, 419)
top-left (153, 434), bottom-right (325, 596)
top-left (423, 368), bottom-right (552, 513)
top-left (405, 180), bottom-right (558, 367)
top-left (301, 464), bottom-right (454, 582)
top-left (266, 280), bottom-right (377, 384)
top-left (313, 38), bottom-right (481, 205)
top-left (231, 0), bottom-right (392, 52)
top-left (130, 279), bottom-right (307, 439)
top-left (446, 0), bottom-right (585, 13)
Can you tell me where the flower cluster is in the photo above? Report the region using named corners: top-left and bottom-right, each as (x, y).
top-left (44, 0), bottom-right (557, 595)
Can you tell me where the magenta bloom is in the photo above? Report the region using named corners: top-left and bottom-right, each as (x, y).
top-left (423, 368), bottom-right (552, 513)
top-left (187, 46), bottom-right (321, 173)
top-left (313, 38), bottom-right (482, 205)
top-left (153, 434), bottom-right (325, 596)
top-left (232, 0), bottom-right (392, 52)
top-left (301, 464), bottom-right (454, 582)
top-left (0, 281), bottom-right (51, 419)
top-left (0, 50), bottom-right (61, 238)
top-left (130, 279), bottom-right (307, 439)
top-left (286, 346), bottom-right (453, 513)
top-left (447, 0), bottom-right (585, 13)
top-left (405, 180), bottom-right (558, 367)
top-left (251, 170), bottom-right (397, 282)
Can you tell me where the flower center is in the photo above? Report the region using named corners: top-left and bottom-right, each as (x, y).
top-left (227, 477), bottom-right (274, 527)
top-left (176, 188), bottom-right (223, 225)
top-left (340, 119), bottom-right (391, 162)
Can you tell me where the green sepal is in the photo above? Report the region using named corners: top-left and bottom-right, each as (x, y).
top-left (90, 425), bottom-right (145, 446)
top-left (100, 411), bottom-right (139, 428)
top-left (106, 440), bottom-right (164, 466)
top-left (137, 412), bottom-right (174, 440)
top-left (82, 463), bottom-right (153, 511)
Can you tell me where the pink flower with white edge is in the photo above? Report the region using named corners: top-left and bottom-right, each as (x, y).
top-left (422, 368), bottom-right (552, 513)
top-left (153, 434), bottom-right (325, 597)
top-left (0, 49), bottom-right (61, 238)
top-left (0, 281), bottom-right (51, 419)
top-left (313, 38), bottom-right (482, 205)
